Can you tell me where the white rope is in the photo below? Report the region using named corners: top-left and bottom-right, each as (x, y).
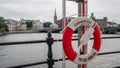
top-left (77, 23), bottom-right (97, 55)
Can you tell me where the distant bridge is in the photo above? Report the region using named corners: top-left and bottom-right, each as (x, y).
top-left (102, 27), bottom-right (120, 34)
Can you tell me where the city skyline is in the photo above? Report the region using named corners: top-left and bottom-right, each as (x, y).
top-left (0, 0), bottom-right (120, 23)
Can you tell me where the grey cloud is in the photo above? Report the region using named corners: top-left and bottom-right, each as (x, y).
top-left (0, 0), bottom-right (55, 21)
top-left (0, 0), bottom-right (120, 23)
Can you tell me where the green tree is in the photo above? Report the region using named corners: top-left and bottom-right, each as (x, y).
top-left (43, 22), bottom-right (52, 27)
top-left (0, 17), bottom-right (9, 32)
top-left (0, 17), bottom-right (5, 28)
top-left (25, 20), bottom-right (33, 29)
top-left (118, 24), bottom-right (120, 27)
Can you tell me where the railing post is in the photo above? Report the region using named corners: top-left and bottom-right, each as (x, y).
top-left (47, 31), bottom-right (54, 68)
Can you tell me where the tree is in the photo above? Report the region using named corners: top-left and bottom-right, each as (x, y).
top-left (43, 22), bottom-right (52, 27)
top-left (0, 17), bottom-right (9, 32)
top-left (118, 24), bottom-right (120, 27)
top-left (0, 17), bottom-right (5, 28)
top-left (25, 20), bottom-right (33, 29)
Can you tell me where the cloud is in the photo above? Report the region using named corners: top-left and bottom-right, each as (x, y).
top-left (0, 0), bottom-right (120, 23)
top-left (0, 0), bottom-right (55, 21)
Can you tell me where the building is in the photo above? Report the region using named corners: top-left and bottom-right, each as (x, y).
top-left (32, 20), bottom-right (43, 31)
top-left (91, 13), bottom-right (118, 28)
top-left (21, 19), bottom-right (44, 31)
top-left (95, 17), bottom-right (108, 28)
top-left (56, 19), bottom-right (63, 29)
top-left (55, 17), bottom-right (75, 29)
top-left (90, 13), bottom-right (119, 33)
top-left (50, 23), bottom-right (58, 29)
top-left (91, 13), bottom-right (108, 27)
top-left (17, 21), bottom-right (27, 31)
top-left (5, 19), bottom-right (27, 31)
top-left (107, 22), bottom-right (118, 27)
top-left (53, 9), bottom-right (60, 29)
top-left (5, 19), bottom-right (18, 31)
top-left (54, 12), bottom-right (119, 30)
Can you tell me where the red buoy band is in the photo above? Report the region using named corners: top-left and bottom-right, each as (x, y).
top-left (62, 17), bottom-right (101, 64)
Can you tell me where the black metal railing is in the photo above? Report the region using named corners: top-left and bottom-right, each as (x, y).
top-left (7, 51), bottom-right (120, 68)
top-left (0, 32), bottom-right (120, 68)
top-left (1, 36), bottom-right (120, 46)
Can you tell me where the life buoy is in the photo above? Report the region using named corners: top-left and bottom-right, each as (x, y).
top-left (62, 17), bottom-right (101, 64)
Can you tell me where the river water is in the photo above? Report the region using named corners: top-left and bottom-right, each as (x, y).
top-left (0, 33), bottom-right (120, 68)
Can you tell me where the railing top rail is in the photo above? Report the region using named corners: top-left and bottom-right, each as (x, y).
top-left (0, 36), bottom-right (120, 46)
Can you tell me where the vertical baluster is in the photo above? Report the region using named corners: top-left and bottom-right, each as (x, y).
top-left (47, 31), bottom-right (54, 68)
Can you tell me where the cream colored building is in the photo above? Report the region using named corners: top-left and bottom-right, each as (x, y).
top-left (50, 23), bottom-right (58, 29)
top-left (5, 19), bottom-right (18, 31)
top-left (107, 22), bottom-right (118, 27)
top-left (32, 20), bottom-right (43, 31)
top-left (5, 19), bottom-right (27, 31)
top-left (17, 21), bottom-right (27, 31)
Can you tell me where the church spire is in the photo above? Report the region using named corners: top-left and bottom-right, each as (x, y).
top-left (54, 8), bottom-right (57, 24)
top-left (54, 9), bottom-right (57, 17)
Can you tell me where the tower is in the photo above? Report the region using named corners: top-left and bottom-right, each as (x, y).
top-left (91, 13), bottom-right (96, 21)
top-left (54, 9), bottom-right (57, 24)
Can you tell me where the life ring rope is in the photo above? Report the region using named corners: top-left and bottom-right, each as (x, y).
top-left (78, 23), bottom-right (97, 51)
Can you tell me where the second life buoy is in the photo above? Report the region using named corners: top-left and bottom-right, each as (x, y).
top-left (62, 17), bottom-right (101, 64)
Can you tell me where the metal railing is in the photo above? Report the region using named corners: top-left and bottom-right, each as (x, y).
top-left (1, 35), bottom-right (120, 46)
top-left (0, 31), bottom-right (120, 68)
top-left (7, 51), bottom-right (120, 68)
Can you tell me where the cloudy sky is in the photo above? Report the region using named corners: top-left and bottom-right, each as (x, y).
top-left (0, 0), bottom-right (120, 23)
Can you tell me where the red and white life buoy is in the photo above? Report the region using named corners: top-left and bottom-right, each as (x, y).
top-left (62, 17), bottom-right (101, 64)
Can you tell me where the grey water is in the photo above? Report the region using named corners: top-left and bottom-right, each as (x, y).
top-left (0, 33), bottom-right (120, 68)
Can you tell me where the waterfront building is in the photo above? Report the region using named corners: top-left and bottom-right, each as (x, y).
top-left (53, 9), bottom-right (62, 29)
top-left (50, 23), bottom-right (58, 29)
top-left (5, 19), bottom-right (18, 31)
top-left (21, 19), bottom-right (43, 31)
top-left (55, 17), bottom-right (75, 29)
top-left (17, 21), bottom-right (27, 31)
top-left (107, 22), bottom-right (118, 27)
top-left (91, 13), bottom-right (118, 28)
top-left (91, 13), bottom-right (108, 28)
top-left (95, 17), bottom-right (108, 27)
top-left (32, 20), bottom-right (43, 31)
top-left (5, 19), bottom-right (27, 31)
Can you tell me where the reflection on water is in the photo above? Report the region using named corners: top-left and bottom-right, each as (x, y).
top-left (0, 33), bottom-right (120, 68)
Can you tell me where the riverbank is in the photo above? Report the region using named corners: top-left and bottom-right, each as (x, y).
top-left (3, 29), bottom-right (61, 34)
top-left (1, 30), bottom-right (120, 37)
top-left (6, 30), bottom-right (37, 34)
top-left (0, 32), bottom-right (8, 36)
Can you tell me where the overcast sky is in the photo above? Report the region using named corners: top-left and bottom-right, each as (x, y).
top-left (0, 0), bottom-right (120, 23)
